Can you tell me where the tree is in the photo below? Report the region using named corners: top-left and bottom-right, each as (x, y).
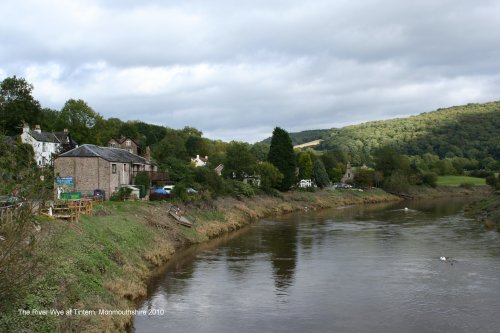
top-left (312, 158), bottom-right (330, 188)
top-left (59, 99), bottom-right (101, 144)
top-left (223, 141), bottom-right (257, 179)
top-left (297, 152), bottom-right (313, 180)
top-left (354, 168), bottom-right (375, 187)
top-left (267, 127), bottom-right (296, 191)
top-left (256, 161), bottom-right (283, 191)
top-left (0, 76), bottom-right (41, 135)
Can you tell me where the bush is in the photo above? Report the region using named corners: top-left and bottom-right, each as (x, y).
top-left (422, 172), bottom-right (438, 187)
top-left (470, 170), bottom-right (494, 178)
top-left (227, 180), bottom-right (256, 197)
top-left (149, 191), bottom-right (172, 201)
top-left (110, 187), bottom-right (132, 201)
top-left (486, 175), bottom-right (500, 189)
top-left (383, 172), bottom-right (410, 193)
top-left (459, 183), bottom-right (473, 189)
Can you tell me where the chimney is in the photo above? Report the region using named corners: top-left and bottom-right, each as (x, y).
top-left (205, 156), bottom-right (208, 160)
top-left (196, 154), bottom-right (200, 159)
top-left (145, 146), bottom-right (151, 161)
top-left (63, 128), bottom-right (68, 133)
top-left (23, 123), bottom-right (30, 133)
top-left (35, 125), bottom-right (41, 133)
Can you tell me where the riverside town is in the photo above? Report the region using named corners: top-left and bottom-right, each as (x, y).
top-left (2, 2), bottom-right (500, 332)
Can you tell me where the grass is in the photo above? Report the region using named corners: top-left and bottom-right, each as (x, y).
top-left (436, 175), bottom-right (486, 186)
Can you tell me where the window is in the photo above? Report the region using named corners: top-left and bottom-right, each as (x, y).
top-left (126, 140), bottom-right (131, 147)
top-left (123, 164), bottom-right (127, 172)
top-left (112, 164), bottom-right (117, 174)
top-left (42, 142), bottom-right (47, 152)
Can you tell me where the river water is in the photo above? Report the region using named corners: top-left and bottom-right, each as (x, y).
top-left (133, 198), bottom-right (500, 333)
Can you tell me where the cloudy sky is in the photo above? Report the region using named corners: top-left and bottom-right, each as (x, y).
top-left (1, 0), bottom-right (499, 142)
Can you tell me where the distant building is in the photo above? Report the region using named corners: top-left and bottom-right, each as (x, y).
top-left (54, 144), bottom-right (165, 199)
top-left (21, 124), bottom-right (77, 167)
top-left (341, 162), bottom-right (369, 183)
top-left (214, 164), bottom-right (224, 176)
top-left (108, 137), bottom-right (140, 155)
top-left (299, 179), bottom-right (313, 188)
top-left (191, 154), bottom-right (208, 167)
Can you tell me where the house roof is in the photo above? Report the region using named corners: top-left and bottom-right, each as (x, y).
top-left (109, 137), bottom-right (140, 146)
top-left (58, 144), bottom-right (152, 164)
top-left (27, 130), bottom-right (77, 145)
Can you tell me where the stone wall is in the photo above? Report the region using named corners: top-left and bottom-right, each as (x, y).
top-left (54, 157), bottom-right (135, 199)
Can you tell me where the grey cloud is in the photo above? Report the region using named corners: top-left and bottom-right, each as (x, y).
top-left (1, 0), bottom-right (500, 142)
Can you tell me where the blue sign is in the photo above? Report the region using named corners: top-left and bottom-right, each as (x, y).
top-left (56, 176), bottom-right (74, 185)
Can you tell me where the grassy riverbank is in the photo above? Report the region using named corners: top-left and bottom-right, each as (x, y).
top-left (465, 194), bottom-right (500, 230)
top-left (1, 188), bottom-right (399, 332)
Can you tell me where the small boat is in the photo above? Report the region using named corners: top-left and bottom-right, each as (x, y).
top-left (169, 205), bottom-right (193, 227)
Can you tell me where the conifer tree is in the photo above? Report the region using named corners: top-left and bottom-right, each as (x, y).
top-left (267, 127), bottom-right (296, 191)
top-left (312, 158), bottom-right (330, 188)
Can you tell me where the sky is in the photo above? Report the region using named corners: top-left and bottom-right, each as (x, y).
top-left (1, 0), bottom-right (500, 142)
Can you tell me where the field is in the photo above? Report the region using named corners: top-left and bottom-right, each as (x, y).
top-left (436, 176), bottom-right (486, 186)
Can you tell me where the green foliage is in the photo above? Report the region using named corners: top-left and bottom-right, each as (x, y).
top-left (110, 187), bottom-right (133, 201)
top-left (134, 172), bottom-right (150, 198)
top-left (422, 172), bottom-right (438, 187)
top-left (262, 129), bottom-right (330, 145)
top-left (354, 168), bottom-right (375, 187)
top-left (271, 101), bottom-right (500, 165)
top-left (226, 180), bottom-right (256, 197)
top-left (297, 152), bottom-right (313, 179)
top-left (486, 175), bottom-right (500, 189)
top-left (223, 141), bottom-right (257, 179)
top-left (250, 142), bottom-right (270, 161)
top-left (256, 161), bottom-right (283, 191)
top-left (268, 127), bottom-right (296, 191)
top-left (194, 167), bottom-right (227, 197)
top-left (0, 76), bottom-right (42, 136)
top-left (60, 99), bottom-right (102, 144)
top-left (312, 158), bottom-right (330, 188)
top-left (383, 171), bottom-right (411, 193)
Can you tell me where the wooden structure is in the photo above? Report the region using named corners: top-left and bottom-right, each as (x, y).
top-left (169, 205), bottom-right (192, 227)
top-left (42, 197), bottom-right (99, 222)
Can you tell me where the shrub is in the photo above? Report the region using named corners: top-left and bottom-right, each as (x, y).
top-left (422, 172), bottom-right (438, 187)
top-left (110, 187), bottom-right (132, 201)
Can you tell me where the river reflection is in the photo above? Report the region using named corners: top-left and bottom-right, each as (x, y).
top-left (134, 197), bottom-right (500, 333)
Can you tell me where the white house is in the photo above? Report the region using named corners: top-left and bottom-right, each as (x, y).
top-left (21, 124), bottom-right (77, 167)
top-left (191, 154), bottom-right (208, 167)
top-left (299, 179), bottom-right (313, 188)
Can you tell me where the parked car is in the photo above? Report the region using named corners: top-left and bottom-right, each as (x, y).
top-left (334, 183), bottom-right (353, 189)
top-left (163, 184), bottom-right (175, 191)
top-left (152, 188), bottom-right (170, 195)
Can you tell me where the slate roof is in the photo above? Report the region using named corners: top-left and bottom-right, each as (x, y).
top-left (58, 144), bottom-right (151, 164)
top-left (28, 130), bottom-right (77, 145)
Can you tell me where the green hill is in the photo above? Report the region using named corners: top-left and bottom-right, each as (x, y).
top-left (274, 101), bottom-right (500, 165)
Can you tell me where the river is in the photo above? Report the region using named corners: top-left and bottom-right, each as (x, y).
top-left (133, 198), bottom-right (500, 333)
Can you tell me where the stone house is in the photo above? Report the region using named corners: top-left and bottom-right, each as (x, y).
top-left (341, 162), bottom-right (369, 183)
top-left (54, 144), bottom-right (159, 199)
top-left (108, 137), bottom-right (140, 155)
top-left (21, 124), bottom-right (77, 167)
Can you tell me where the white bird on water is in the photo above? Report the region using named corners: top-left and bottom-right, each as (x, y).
top-left (440, 256), bottom-right (456, 265)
